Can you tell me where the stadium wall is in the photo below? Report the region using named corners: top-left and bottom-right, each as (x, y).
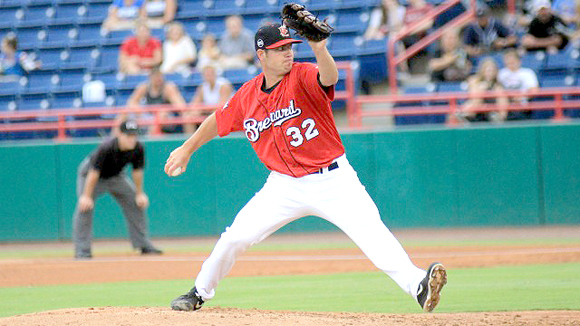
top-left (1, 123), bottom-right (579, 241)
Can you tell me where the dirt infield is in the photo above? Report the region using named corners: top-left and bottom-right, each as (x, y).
top-left (1, 227), bottom-right (580, 325)
top-left (2, 307), bottom-right (580, 326)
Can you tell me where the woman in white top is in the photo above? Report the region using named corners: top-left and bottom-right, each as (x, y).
top-left (364, 0), bottom-right (406, 40)
top-left (185, 63), bottom-right (233, 132)
top-left (160, 22), bottom-right (197, 74)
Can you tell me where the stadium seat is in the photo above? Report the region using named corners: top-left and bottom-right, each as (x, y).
top-left (242, 0), bottom-right (279, 15)
top-left (15, 27), bottom-right (44, 50)
top-left (0, 94), bottom-right (17, 111)
top-left (83, 2), bottom-right (110, 24)
top-left (53, 3), bottom-right (83, 24)
top-left (24, 70), bottom-right (57, 94)
top-left (34, 47), bottom-right (66, 71)
top-left (333, 9), bottom-right (368, 33)
top-left (395, 85), bottom-right (438, 125)
top-left (52, 90), bottom-right (82, 109)
top-left (520, 51), bottom-right (546, 71)
top-left (0, 7), bottom-right (19, 29)
top-left (43, 24), bottom-right (77, 48)
top-left (75, 23), bottom-right (103, 47)
top-left (21, 5), bottom-right (52, 27)
top-left (56, 70), bottom-right (88, 92)
top-left (17, 93), bottom-right (52, 111)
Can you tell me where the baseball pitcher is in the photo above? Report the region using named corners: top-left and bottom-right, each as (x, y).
top-left (165, 4), bottom-right (447, 313)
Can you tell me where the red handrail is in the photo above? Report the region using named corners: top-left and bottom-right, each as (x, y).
top-left (353, 87), bottom-right (580, 127)
top-left (387, 0), bottom-right (476, 92)
top-left (0, 63), bottom-right (356, 140)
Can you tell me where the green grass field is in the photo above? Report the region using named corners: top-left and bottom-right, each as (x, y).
top-left (1, 263), bottom-right (579, 318)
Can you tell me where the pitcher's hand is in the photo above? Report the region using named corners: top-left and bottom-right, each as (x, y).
top-left (165, 145), bottom-right (192, 177)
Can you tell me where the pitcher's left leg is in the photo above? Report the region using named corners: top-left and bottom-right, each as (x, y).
top-left (313, 170), bottom-right (426, 297)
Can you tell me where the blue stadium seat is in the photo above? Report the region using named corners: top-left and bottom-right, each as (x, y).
top-left (62, 47), bottom-right (96, 70)
top-left (55, 70), bottom-right (87, 92)
top-left (43, 25), bottom-right (77, 48)
top-left (83, 2), bottom-right (110, 24)
top-left (15, 27), bottom-right (43, 50)
top-left (34, 48), bottom-right (66, 71)
top-left (21, 5), bottom-right (52, 27)
top-left (17, 93), bottom-right (52, 111)
top-left (52, 91), bottom-right (81, 109)
top-left (520, 51), bottom-right (546, 71)
top-left (24, 70), bottom-right (57, 93)
top-left (205, 17), bottom-right (226, 35)
top-left (333, 9), bottom-right (367, 33)
top-left (94, 46), bottom-right (120, 71)
top-left (540, 47), bottom-right (579, 78)
top-left (205, 0), bottom-right (243, 16)
top-left (75, 23), bottom-right (103, 47)
top-left (91, 72), bottom-right (121, 89)
top-left (222, 67), bottom-right (255, 85)
top-left (0, 94), bottom-right (17, 112)
top-left (0, 7), bottom-right (20, 29)
top-left (242, 0), bottom-right (279, 15)
top-left (395, 85), bottom-right (439, 125)
top-left (328, 34), bottom-right (357, 58)
top-left (53, 3), bottom-right (83, 24)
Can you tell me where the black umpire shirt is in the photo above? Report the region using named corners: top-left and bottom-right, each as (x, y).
top-left (89, 137), bottom-right (145, 179)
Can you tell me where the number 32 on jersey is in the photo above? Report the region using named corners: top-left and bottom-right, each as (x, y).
top-left (286, 118), bottom-right (319, 147)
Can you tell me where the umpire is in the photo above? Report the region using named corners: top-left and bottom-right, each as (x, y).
top-left (73, 120), bottom-right (162, 259)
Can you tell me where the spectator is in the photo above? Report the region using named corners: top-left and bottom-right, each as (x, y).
top-left (197, 33), bottom-right (222, 69)
top-left (102, 0), bottom-right (147, 32)
top-left (0, 34), bottom-right (39, 81)
top-left (145, 0), bottom-right (177, 28)
top-left (401, 0), bottom-right (434, 48)
top-left (457, 57), bottom-right (509, 123)
top-left (186, 63), bottom-right (233, 133)
top-left (218, 15), bottom-right (254, 69)
top-left (497, 49), bottom-right (539, 120)
top-left (118, 67), bottom-right (187, 133)
top-left (160, 22), bottom-right (196, 74)
top-left (522, 0), bottom-right (570, 53)
top-left (464, 8), bottom-right (518, 58)
top-left (364, 0), bottom-right (406, 40)
top-left (119, 21), bottom-right (162, 75)
top-left (428, 28), bottom-right (472, 82)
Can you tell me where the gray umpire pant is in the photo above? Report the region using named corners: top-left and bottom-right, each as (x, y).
top-left (72, 158), bottom-right (154, 255)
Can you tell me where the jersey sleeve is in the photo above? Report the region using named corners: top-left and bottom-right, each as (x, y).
top-left (215, 88), bottom-right (245, 137)
top-left (132, 143), bottom-right (145, 170)
top-left (90, 147), bottom-right (107, 172)
top-left (298, 63), bottom-right (335, 101)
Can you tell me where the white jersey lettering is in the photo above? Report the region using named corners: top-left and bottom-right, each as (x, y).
top-left (243, 100), bottom-right (302, 143)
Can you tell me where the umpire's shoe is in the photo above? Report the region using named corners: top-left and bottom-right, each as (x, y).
top-left (416, 262), bottom-right (447, 312)
top-left (171, 286), bottom-right (204, 311)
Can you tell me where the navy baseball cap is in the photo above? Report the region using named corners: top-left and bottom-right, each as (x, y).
top-left (120, 120), bottom-right (139, 135)
top-left (255, 23), bottom-right (302, 50)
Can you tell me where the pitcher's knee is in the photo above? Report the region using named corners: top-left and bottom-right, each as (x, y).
top-left (219, 229), bottom-right (256, 252)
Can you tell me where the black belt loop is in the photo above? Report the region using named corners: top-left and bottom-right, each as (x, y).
top-left (312, 161), bottom-right (339, 174)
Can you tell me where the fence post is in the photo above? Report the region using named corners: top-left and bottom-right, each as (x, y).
top-left (57, 114), bottom-right (66, 140)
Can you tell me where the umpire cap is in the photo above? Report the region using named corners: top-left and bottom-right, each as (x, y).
top-left (120, 120), bottom-right (140, 135)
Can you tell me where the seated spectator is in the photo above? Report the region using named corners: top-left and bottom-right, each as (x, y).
top-left (117, 67), bottom-right (187, 134)
top-left (401, 0), bottom-right (434, 48)
top-left (218, 15), bottom-right (255, 69)
top-left (197, 34), bottom-right (222, 70)
top-left (428, 28), bottom-right (472, 82)
top-left (160, 22), bottom-right (196, 74)
top-left (102, 0), bottom-right (147, 32)
top-left (464, 8), bottom-right (517, 58)
top-left (0, 34), bottom-right (39, 81)
top-left (145, 0), bottom-right (177, 28)
top-left (185, 63), bottom-right (233, 133)
top-left (119, 21), bottom-right (162, 75)
top-left (364, 0), bottom-right (406, 40)
top-left (521, 0), bottom-right (570, 53)
top-left (457, 57), bottom-right (508, 123)
top-left (497, 49), bottom-right (539, 120)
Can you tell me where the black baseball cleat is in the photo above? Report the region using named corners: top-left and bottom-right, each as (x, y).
top-left (141, 247), bottom-right (163, 255)
top-left (416, 262), bottom-right (447, 312)
top-left (171, 287), bottom-right (204, 311)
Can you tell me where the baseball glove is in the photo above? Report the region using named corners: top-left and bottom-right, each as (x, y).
top-left (281, 3), bottom-right (334, 42)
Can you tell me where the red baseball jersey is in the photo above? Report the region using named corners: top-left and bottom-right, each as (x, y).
top-left (215, 62), bottom-right (345, 177)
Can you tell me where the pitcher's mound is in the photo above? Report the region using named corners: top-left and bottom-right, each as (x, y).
top-left (2, 307), bottom-right (579, 326)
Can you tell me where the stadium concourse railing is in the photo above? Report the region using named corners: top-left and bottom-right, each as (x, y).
top-left (387, 0), bottom-right (476, 93)
top-left (0, 62), bottom-right (356, 140)
top-left (348, 87), bottom-right (580, 128)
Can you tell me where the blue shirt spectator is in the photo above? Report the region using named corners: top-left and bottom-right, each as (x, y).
top-left (464, 8), bottom-right (517, 58)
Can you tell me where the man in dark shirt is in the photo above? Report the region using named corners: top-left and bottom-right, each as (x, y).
top-left (522, 0), bottom-right (570, 52)
top-left (463, 7), bottom-right (517, 58)
top-left (73, 120), bottom-right (162, 259)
